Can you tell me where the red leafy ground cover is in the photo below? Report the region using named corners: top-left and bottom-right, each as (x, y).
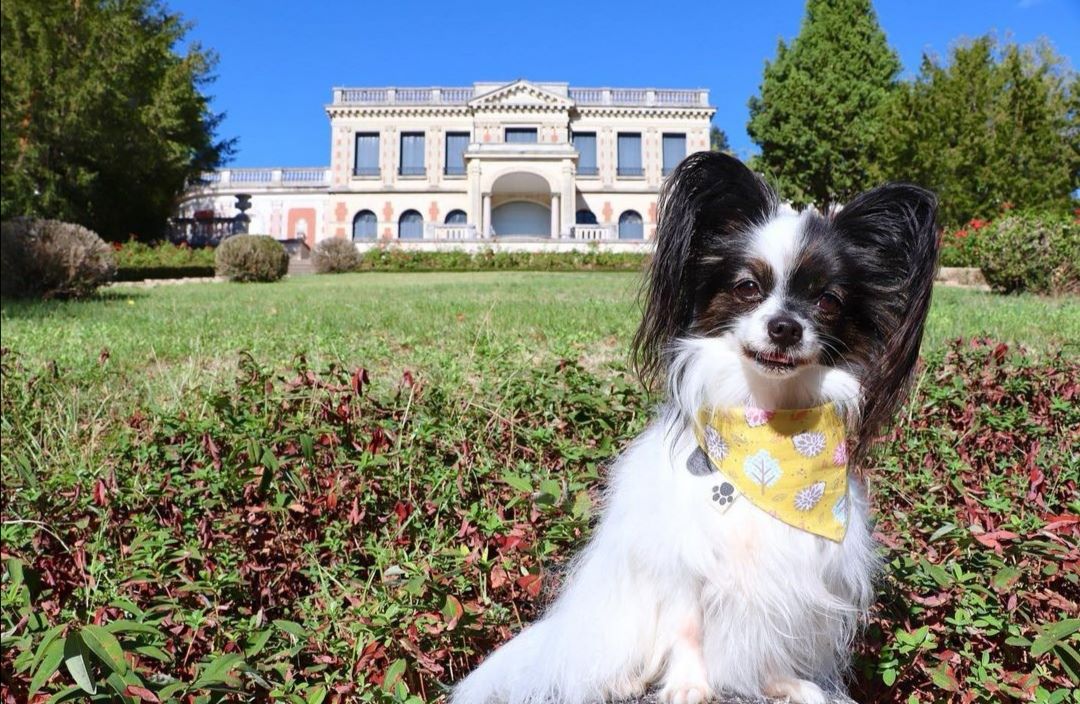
top-left (1, 341), bottom-right (1076, 703)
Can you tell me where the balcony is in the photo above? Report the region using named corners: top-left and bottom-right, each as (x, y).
top-left (398, 166), bottom-right (427, 177)
top-left (617, 166), bottom-right (644, 178)
top-left (353, 166), bottom-right (380, 178)
top-left (444, 166), bottom-right (467, 177)
top-left (569, 225), bottom-right (616, 241)
top-left (424, 224), bottom-right (479, 240)
top-left (193, 168), bottom-right (330, 190)
top-left (331, 85), bottom-right (711, 109)
top-left (568, 87), bottom-right (709, 107)
top-left (577, 165), bottom-right (599, 177)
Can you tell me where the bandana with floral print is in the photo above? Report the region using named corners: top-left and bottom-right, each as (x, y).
top-left (691, 403), bottom-right (850, 542)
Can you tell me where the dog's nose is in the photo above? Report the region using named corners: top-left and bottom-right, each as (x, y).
top-left (767, 315), bottom-right (803, 348)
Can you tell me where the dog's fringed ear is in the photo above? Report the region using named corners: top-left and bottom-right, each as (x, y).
top-left (632, 152), bottom-right (777, 385)
top-left (832, 184), bottom-right (940, 467)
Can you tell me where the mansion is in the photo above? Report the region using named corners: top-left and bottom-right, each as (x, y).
top-left (178, 80), bottom-right (715, 249)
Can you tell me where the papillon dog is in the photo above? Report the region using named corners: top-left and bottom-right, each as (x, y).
top-left (453, 152), bottom-right (939, 704)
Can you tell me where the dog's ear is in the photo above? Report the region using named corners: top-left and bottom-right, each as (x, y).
top-left (832, 184), bottom-right (939, 466)
top-left (632, 152), bottom-right (776, 384)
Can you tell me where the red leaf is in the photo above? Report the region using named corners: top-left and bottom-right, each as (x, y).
top-left (516, 573), bottom-right (543, 598)
top-left (393, 501), bottom-right (411, 522)
top-left (123, 686), bottom-right (160, 702)
top-left (92, 479), bottom-right (109, 507)
top-left (350, 367), bottom-right (370, 394)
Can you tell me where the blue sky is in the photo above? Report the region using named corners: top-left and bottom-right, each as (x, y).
top-left (171, 0), bottom-right (1080, 167)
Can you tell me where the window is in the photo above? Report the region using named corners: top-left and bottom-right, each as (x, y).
top-left (617, 133), bottom-right (643, 177)
top-left (445, 209), bottom-right (467, 224)
top-left (575, 209), bottom-right (597, 225)
top-left (573, 132), bottom-right (597, 176)
top-left (505, 128), bottom-right (538, 143)
top-left (618, 210), bottom-right (644, 240)
top-left (662, 134), bottom-right (686, 176)
top-left (445, 132), bottom-right (469, 176)
top-left (352, 210), bottom-right (377, 240)
top-left (399, 133), bottom-right (425, 176)
top-left (398, 210), bottom-right (423, 239)
top-left (354, 133), bottom-right (380, 177)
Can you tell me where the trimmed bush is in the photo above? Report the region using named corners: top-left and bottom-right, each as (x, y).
top-left (312, 238), bottom-right (363, 274)
top-left (355, 248), bottom-right (648, 272)
top-left (214, 235), bottom-right (289, 282)
top-left (0, 218), bottom-right (116, 299)
top-left (977, 211), bottom-right (1079, 294)
top-left (114, 240), bottom-right (216, 281)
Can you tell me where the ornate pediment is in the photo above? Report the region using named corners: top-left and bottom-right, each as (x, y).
top-left (469, 80), bottom-right (574, 110)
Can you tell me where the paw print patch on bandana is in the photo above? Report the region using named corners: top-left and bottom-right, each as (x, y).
top-left (693, 403), bottom-right (850, 542)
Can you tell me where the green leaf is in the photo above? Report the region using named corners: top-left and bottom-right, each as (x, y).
top-left (305, 685), bottom-right (327, 704)
top-left (30, 624), bottom-right (66, 673)
top-left (104, 620), bottom-right (161, 636)
top-left (272, 619), bottom-right (307, 639)
top-left (501, 472), bottom-right (532, 494)
top-left (133, 645), bottom-right (172, 663)
top-left (81, 624), bottom-right (128, 674)
top-left (992, 565), bottom-right (1022, 590)
top-left (63, 632), bottom-right (97, 694)
top-left (193, 652), bottom-right (244, 687)
top-left (1032, 619), bottom-right (1080, 656)
top-left (245, 629), bottom-right (273, 658)
top-left (45, 684), bottom-right (88, 704)
top-left (28, 636), bottom-right (65, 698)
top-left (382, 658), bottom-right (407, 692)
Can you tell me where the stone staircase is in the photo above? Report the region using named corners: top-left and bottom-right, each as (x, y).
top-left (287, 256), bottom-right (315, 276)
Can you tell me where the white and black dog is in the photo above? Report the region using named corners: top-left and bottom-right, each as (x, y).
top-left (454, 153), bottom-right (938, 704)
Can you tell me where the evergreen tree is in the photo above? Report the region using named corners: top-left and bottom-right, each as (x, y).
top-left (710, 125), bottom-right (731, 153)
top-left (747, 0), bottom-right (900, 211)
top-left (883, 36), bottom-right (1078, 227)
top-left (1, 0), bottom-right (234, 241)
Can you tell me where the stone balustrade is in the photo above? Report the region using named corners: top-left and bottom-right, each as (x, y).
top-left (331, 86), bottom-right (708, 108)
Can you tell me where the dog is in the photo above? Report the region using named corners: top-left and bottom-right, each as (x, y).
top-left (453, 152), bottom-right (939, 704)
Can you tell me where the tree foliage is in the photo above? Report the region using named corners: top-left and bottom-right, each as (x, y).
top-left (0, 0), bottom-right (234, 241)
top-left (882, 36), bottom-right (1079, 227)
top-left (709, 125), bottom-right (731, 153)
top-left (747, 0), bottom-right (900, 211)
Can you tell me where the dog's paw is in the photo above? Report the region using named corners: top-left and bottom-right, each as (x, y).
top-left (763, 678), bottom-right (827, 704)
top-left (659, 681), bottom-right (712, 704)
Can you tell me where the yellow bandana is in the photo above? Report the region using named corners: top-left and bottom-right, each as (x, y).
top-left (692, 403), bottom-right (850, 542)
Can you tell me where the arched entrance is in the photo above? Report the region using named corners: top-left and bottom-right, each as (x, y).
top-left (488, 171), bottom-right (554, 238)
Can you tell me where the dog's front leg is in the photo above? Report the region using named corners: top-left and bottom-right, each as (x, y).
top-left (658, 609), bottom-right (712, 704)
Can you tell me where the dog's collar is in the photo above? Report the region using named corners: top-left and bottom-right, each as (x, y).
top-left (690, 402), bottom-right (850, 542)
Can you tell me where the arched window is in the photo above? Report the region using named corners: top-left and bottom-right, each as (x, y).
top-left (352, 210), bottom-right (377, 240)
top-left (575, 209), bottom-right (597, 225)
top-left (618, 210), bottom-right (644, 240)
top-left (445, 209), bottom-right (467, 225)
top-left (398, 210), bottom-right (423, 239)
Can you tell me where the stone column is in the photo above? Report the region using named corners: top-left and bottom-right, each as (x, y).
top-left (482, 193), bottom-right (492, 237)
top-left (550, 193), bottom-right (561, 239)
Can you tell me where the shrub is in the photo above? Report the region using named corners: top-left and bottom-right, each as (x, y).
top-left (977, 211), bottom-right (1079, 294)
top-left (113, 240), bottom-right (216, 281)
top-left (937, 219), bottom-right (987, 268)
top-left (0, 218), bottom-right (116, 299)
top-left (214, 235), bottom-right (289, 282)
top-left (354, 247), bottom-right (648, 272)
top-left (312, 238), bottom-right (363, 274)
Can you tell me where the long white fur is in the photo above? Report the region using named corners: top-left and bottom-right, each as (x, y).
top-left (453, 213), bottom-right (880, 704)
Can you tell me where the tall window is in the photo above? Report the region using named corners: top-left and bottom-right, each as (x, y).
top-left (505, 128), bottom-right (538, 143)
top-left (352, 210), bottom-right (377, 240)
top-left (399, 210), bottom-right (423, 239)
top-left (445, 210), bottom-right (467, 224)
top-left (354, 133), bottom-right (379, 177)
top-left (445, 132), bottom-right (469, 176)
top-left (662, 134), bottom-right (686, 176)
top-left (617, 133), bottom-right (643, 177)
top-left (573, 132), bottom-right (597, 176)
top-left (399, 133), bottom-right (426, 176)
top-left (619, 210), bottom-right (644, 240)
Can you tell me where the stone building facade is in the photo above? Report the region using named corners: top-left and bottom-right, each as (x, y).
top-left (178, 80), bottom-right (715, 250)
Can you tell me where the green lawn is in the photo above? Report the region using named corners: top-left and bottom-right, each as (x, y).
top-left (2, 273), bottom-right (1077, 703)
top-left (2, 273), bottom-right (1076, 386)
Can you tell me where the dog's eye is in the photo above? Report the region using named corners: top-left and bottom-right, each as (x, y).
top-left (817, 293), bottom-right (842, 315)
top-left (733, 279), bottom-right (762, 302)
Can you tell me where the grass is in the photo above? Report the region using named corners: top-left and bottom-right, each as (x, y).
top-left (1, 272), bottom-right (1078, 704)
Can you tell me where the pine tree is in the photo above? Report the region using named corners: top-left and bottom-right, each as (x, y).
top-left (0, 0), bottom-right (234, 241)
top-left (882, 37), bottom-right (1078, 226)
top-left (747, 0), bottom-right (900, 211)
